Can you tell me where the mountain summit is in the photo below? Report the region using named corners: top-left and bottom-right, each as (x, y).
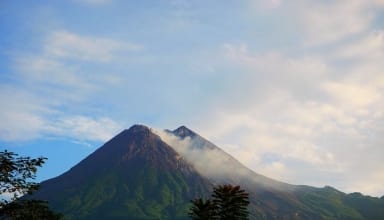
top-left (171, 126), bottom-right (197, 139)
top-left (34, 125), bottom-right (210, 220)
top-left (34, 125), bottom-right (384, 220)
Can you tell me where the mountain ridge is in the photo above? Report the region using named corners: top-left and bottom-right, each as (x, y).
top-left (33, 124), bottom-right (211, 219)
top-left (32, 124), bottom-right (384, 219)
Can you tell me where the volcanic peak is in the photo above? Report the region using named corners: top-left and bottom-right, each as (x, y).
top-left (172, 125), bottom-right (197, 139)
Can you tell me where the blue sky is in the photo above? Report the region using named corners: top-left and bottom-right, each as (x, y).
top-left (1, 0), bottom-right (384, 196)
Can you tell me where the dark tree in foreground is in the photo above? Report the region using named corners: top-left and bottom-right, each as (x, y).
top-left (212, 185), bottom-right (249, 220)
top-left (189, 198), bottom-right (216, 220)
top-left (189, 184), bottom-right (249, 220)
top-left (0, 150), bottom-right (63, 220)
top-left (0, 200), bottom-right (63, 220)
top-left (0, 150), bottom-right (46, 201)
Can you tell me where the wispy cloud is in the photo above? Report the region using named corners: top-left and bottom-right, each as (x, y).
top-left (334, 30), bottom-right (384, 60)
top-left (249, 0), bottom-right (383, 46)
top-left (155, 129), bottom-right (237, 179)
top-left (1, 30), bottom-right (134, 143)
top-left (45, 30), bottom-right (142, 62)
top-left (0, 84), bottom-right (122, 142)
top-left (15, 56), bottom-right (94, 94)
top-left (155, 129), bottom-right (271, 185)
top-left (0, 86), bottom-right (123, 142)
top-left (193, 35), bottom-right (384, 195)
top-left (1, 0), bottom-right (384, 196)
top-left (323, 81), bottom-right (382, 108)
top-left (48, 116), bottom-right (123, 142)
top-left (299, 0), bottom-right (372, 46)
top-left (0, 86), bottom-right (49, 141)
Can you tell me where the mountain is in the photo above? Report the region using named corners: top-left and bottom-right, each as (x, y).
top-left (33, 125), bottom-right (384, 220)
top-left (33, 125), bottom-right (211, 220)
top-left (165, 126), bottom-right (384, 219)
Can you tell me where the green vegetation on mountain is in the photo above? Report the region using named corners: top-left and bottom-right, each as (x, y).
top-left (31, 125), bottom-right (384, 220)
top-left (45, 165), bottom-right (209, 220)
top-left (33, 125), bottom-right (210, 220)
top-left (343, 192), bottom-right (384, 220)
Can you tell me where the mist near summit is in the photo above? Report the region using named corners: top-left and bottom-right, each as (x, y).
top-left (154, 127), bottom-right (291, 190)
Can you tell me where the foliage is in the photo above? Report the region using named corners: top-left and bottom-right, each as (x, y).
top-left (0, 150), bottom-right (46, 203)
top-left (189, 184), bottom-right (249, 220)
top-left (343, 192), bottom-right (384, 220)
top-left (0, 150), bottom-right (63, 219)
top-left (0, 199), bottom-right (63, 220)
top-left (212, 185), bottom-right (250, 219)
top-left (38, 165), bottom-right (207, 220)
top-left (189, 198), bottom-right (216, 220)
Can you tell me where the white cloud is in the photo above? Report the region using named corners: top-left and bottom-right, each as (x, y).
top-left (154, 129), bottom-right (283, 187)
top-left (49, 116), bottom-right (123, 142)
top-left (248, 0), bottom-right (381, 46)
top-left (323, 81), bottom-right (382, 108)
top-left (191, 39), bottom-right (384, 195)
top-left (0, 86), bottom-right (49, 141)
top-left (155, 129), bottom-right (236, 178)
top-left (335, 30), bottom-right (384, 60)
top-left (15, 56), bottom-right (94, 94)
top-left (0, 110), bottom-right (45, 142)
top-left (196, 99), bottom-right (383, 194)
top-left (258, 161), bottom-right (290, 181)
top-left (300, 0), bottom-right (372, 46)
top-left (2, 0), bottom-right (384, 197)
top-left (45, 30), bottom-right (142, 62)
top-left (0, 82), bottom-right (122, 143)
top-left (344, 167), bottom-right (384, 195)
top-left (1, 29), bottom-right (135, 143)
top-left (12, 31), bottom-right (135, 102)
top-left (223, 43), bottom-right (329, 78)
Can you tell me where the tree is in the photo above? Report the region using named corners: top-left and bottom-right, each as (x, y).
top-left (0, 150), bottom-right (63, 219)
top-left (189, 184), bottom-right (249, 220)
top-left (1, 200), bottom-right (63, 220)
top-left (212, 185), bottom-right (249, 220)
top-left (0, 150), bottom-right (46, 203)
top-left (189, 198), bottom-right (216, 220)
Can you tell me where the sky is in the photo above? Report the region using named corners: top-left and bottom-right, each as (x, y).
top-left (1, 0), bottom-right (384, 197)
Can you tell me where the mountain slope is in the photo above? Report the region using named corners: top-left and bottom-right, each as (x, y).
top-left (166, 126), bottom-right (384, 219)
top-left (33, 125), bottom-right (384, 220)
top-left (33, 125), bottom-right (211, 220)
